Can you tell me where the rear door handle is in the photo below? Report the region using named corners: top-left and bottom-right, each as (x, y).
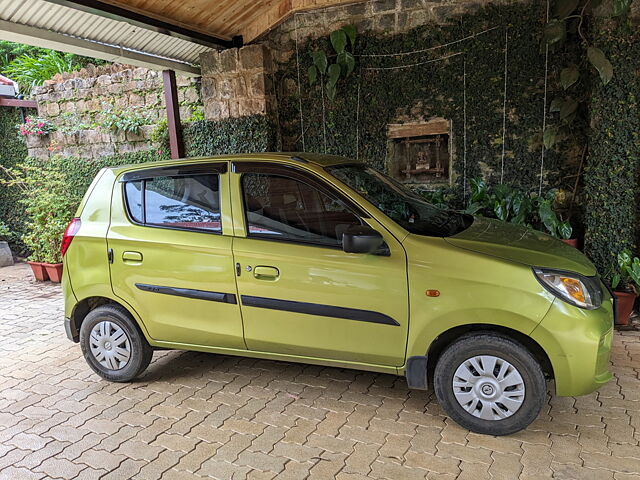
top-left (122, 251), bottom-right (143, 263)
top-left (253, 266), bottom-right (279, 280)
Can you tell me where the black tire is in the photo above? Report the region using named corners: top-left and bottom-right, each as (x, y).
top-left (433, 333), bottom-right (546, 436)
top-left (79, 304), bottom-right (153, 382)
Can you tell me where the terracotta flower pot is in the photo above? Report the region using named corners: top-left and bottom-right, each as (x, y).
top-left (43, 263), bottom-right (64, 283)
top-left (27, 261), bottom-right (49, 281)
top-left (613, 291), bottom-right (637, 326)
top-left (561, 238), bottom-right (579, 248)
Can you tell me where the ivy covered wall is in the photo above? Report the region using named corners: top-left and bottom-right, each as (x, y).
top-left (0, 107), bottom-right (29, 250)
top-left (271, 1), bottom-right (577, 201)
top-left (584, 17), bottom-right (640, 277)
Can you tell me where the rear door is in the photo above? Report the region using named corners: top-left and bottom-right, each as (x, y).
top-left (230, 162), bottom-right (409, 367)
top-left (107, 162), bottom-right (245, 349)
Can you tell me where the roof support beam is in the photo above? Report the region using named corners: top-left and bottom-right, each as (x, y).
top-left (162, 70), bottom-right (184, 159)
top-left (0, 19), bottom-right (201, 76)
top-left (0, 98), bottom-right (38, 108)
top-left (43, 0), bottom-right (240, 49)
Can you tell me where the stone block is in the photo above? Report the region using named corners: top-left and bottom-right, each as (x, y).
top-left (46, 102), bottom-right (60, 116)
top-left (183, 87), bottom-right (200, 104)
top-left (201, 77), bottom-right (218, 99)
top-left (204, 101), bottom-right (229, 121)
top-left (376, 12), bottom-right (396, 30)
top-left (401, 0), bottom-right (423, 9)
top-left (239, 98), bottom-right (266, 117)
top-left (228, 100), bottom-right (240, 118)
top-left (249, 73), bottom-right (266, 97)
top-left (97, 75), bottom-right (112, 86)
top-left (220, 48), bottom-right (239, 73)
top-left (179, 105), bottom-right (191, 120)
top-left (145, 92), bottom-right (160, 106)
top-left (239, 44), bottom-right (265, 70)
top-left (176, 75), bottom-right (191, 87)
top-left (234, 76), bottom-right (247, 97)
top-left (133, 68), bottom-right (147, 80)
top-left (129, 93), bottom-right (145, 107)
top-left (200, 50), bottom-right (222, 75)
top-left (218, 78), bottom-right (234, 99)
top-left (372, 0), bottom-right (397, 12)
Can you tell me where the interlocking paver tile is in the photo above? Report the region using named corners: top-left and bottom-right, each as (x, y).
top-left (1, 262), bottom-right (640, 480)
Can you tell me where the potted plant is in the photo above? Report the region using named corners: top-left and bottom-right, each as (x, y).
top-left (0, 222), bottom-right (14, 267)
top-left (611, 249), bottom-right (640, 326)
top-left (18, 116), bottom-right (57, 149)
top-left (0, 162), bottom-right (76, 283)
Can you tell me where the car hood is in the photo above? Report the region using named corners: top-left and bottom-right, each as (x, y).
top-left (445, 217), bottom-right (597, 277)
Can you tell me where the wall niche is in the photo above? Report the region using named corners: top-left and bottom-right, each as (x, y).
top-left (386, 118), bottom-right (452, 189)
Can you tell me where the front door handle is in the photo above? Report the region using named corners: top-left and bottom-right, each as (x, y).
top-left (122, 251), bottom-right (143, 263)
top-left (253, 266), bottom-right (279, 280)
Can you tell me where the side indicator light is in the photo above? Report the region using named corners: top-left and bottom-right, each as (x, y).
top-left (425, 290), bottom-right (440, 297)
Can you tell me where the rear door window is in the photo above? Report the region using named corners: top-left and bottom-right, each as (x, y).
top-left (124, 174), bottom-right (222, 233)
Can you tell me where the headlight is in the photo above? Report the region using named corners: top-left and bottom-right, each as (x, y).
top-left (533, 268), bottom-right (602, 310)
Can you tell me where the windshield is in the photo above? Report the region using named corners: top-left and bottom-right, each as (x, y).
top-left (326, 164), bottom-right (472, 237)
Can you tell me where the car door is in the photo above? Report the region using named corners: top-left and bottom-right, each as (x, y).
top-left (230, 162), bottom-right (408, 367)
top-left (107, 162), bottom-right (245, 349)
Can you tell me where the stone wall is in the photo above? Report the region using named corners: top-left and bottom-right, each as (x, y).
top-left (28, 64), bottom-right (202, 160)
top-left (263, 0), bottom-right (517, 64)
top-left (199, 44), bottom-right (277, 122)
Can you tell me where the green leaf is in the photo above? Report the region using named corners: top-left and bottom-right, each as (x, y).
top-left (336, 52), bottom-right (356, 77)
top-left (542, 19), bottom-right (566, 46)
top-left (549, 97), bottom-right (563, 112)
top-left (311, 50), bottom-right (328, 74)
top-left (560, 64), bottom-right (579, 89)
top-left (308, 65), bottom-right (318, 85)
top-left (327, 63), bottom-right (341, 86)
top-left (560, 98), bottom-right (578, 121)
top-left (587, 46), bottom-right (613, 85)
top-left (594, 0), bottom-right (632, 16)
top-left (341, 24), bottom-right (357, 48)
top-left (326, 81), bottom-right (337, 101)
top-left (543, 126), bottom-right (557, 149)
top-left (330, 29), bottom-right (348, 54)
top-left (612, 273), bottom-right (621, 290)
top-left (555, 0), bottom-right (579, 18)
top-left (558, 221), bottom-right (573, 239)
top-left (494, 200), bottom-right (508, 221)
top-left (538, 201), bottom-right (558, 235)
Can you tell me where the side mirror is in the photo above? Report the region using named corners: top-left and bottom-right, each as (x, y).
top-left (342, 224), bottom-right (385, 254)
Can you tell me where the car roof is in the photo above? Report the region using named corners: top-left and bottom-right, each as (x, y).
top-left (108, 152), bottom-right (360, 175)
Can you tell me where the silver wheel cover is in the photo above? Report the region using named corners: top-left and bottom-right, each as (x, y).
top-left (89, 321), bottom-right (131, 370)
top-left (452, 355), bottom-right (525, 421)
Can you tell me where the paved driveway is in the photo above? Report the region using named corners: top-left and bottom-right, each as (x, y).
top-left (0, 263), bottom-right (639, 480)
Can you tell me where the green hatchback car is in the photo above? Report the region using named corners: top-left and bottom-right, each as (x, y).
top-left (62, 153), bottom-right (614, 435)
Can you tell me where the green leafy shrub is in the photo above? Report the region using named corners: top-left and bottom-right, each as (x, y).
top-left (184, 115), bottom-right (277, 156)
top-left (99, 104), bottom-right (153, 134)
top-left (448, 178), bottom-right (573, 239)
top-left (611, 249), bottom-right (640, 294)
top-left (0, 162), bottom-right (77, 264)
top-left (4, 50), bottom-right (79, 90)
top-left (0, 222), bottom-right (10, 241)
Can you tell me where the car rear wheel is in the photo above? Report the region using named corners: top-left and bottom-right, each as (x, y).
top-left (80, 304), bottom-right (153, 382)
top-left (433, 333), bottom-right (546, 436)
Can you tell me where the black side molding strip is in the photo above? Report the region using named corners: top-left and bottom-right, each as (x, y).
top-left (136, 284), bottom-right (237, 304)
top-left (240, 295), bottom-right (399, 326)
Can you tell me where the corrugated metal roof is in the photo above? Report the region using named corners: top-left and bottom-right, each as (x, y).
top-left (0, 0), bottom-right (214, 68)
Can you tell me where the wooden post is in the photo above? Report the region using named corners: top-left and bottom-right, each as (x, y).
top-left (162, 70), bottom-right (184, 159)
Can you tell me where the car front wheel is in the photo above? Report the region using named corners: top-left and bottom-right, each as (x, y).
top-left (79, 304), bottom-right (153, 382)
top-left (433, 333), bottom-right (546, 436)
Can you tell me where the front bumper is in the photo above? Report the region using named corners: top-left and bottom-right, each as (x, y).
top-left (531, 294), bottom-right (614, 397)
